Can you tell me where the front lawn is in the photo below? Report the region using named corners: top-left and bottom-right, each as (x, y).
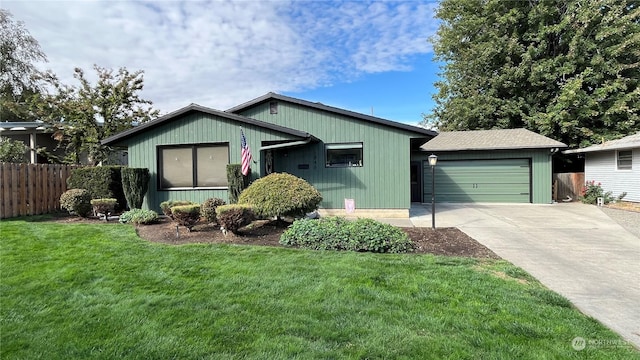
top-left (1, 217), bottom-right (637, 359)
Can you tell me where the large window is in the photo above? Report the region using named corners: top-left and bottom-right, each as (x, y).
top-left (325, 143), bottom-right (363, 167)
top-left (158, 144), bottom-right (229, 189)
top-left (617, 150), bottom-right (632, 170)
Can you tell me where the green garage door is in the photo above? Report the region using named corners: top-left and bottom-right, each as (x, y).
top-left (423, 159), bottom-right (531, 203)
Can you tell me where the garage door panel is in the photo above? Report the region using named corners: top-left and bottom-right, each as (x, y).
top-left (424, 159), bottom-right (531, 203)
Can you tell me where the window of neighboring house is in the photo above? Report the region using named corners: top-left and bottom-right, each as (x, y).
top-left (270, 101), bottom-right (278, 114)
top-left (325, 143), bottom-right (363, 167)
top-left (617, 150), bottom-right (632, 170)
top-left (158, 144), bottom-right (229, 189)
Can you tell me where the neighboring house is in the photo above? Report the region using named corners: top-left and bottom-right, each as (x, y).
top-left (102, 93), bottom-right (437, 217)
top-left (0, 121), bottom-right (59, 163)
top-left (420, 129), bottom-right (567, 204)
top-left (564, 132), bottom-right (639, 202)
top-left (0, 121), bottom-right (128, 165)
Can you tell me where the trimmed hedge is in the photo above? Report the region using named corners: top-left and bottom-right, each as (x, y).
top-left (238, 172), bottom-right (322, 219)
top-left (227, 164), bottom-right (246, 204)
top-left (121, 167), bottom-right (150, 209)
top-left (280, 217), bottom-right (414, 253)
top-left (216, 204), bottom-right (255, 234)
top-left (60, 189), bottom-right (92, 217)
top-left (201, 197), bottom-right (226, 224)
top-left (160, 200), bottom-right (195, 219)
top-left (90, 198), bottom-right (118, 217)
top-left (171, 204), bottom-right (201, 231)
top-left (119, 209), bottom-right (159, 225)
top-left (67, 166), bottom-right (126, 211)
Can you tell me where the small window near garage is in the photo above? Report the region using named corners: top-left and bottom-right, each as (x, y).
top-left (617, 150), bottom-right (632, 170)
top-left (269, 101), bottom-right (278, 114)
top-left (325, 143), bottom-right (363, 167)
top-left (158, 143), bottom-right (229, 189)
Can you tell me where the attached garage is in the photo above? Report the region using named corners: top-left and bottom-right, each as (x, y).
top-left (420, 129), bottom-right (566, 204)
top-left (424, 159), bottom-right (531, 203)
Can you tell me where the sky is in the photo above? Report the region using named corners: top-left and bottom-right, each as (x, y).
top-left (3, 0), bottom-right (442, 126)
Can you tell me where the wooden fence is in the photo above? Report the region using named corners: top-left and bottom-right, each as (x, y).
top-left (0, 163), bottom-right (79, 219)
top-left (553, 172), bottom-right (585, 202)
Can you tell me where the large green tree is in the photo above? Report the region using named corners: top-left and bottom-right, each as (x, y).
top-left (0, 9), bottom-right (47, 121)
top-left (423, 0), bottom-right (640, 148)
top-left (31, 65), bottom-right (159, 164)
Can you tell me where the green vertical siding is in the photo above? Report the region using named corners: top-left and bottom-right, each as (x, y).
top-left (126, 112), bottom-right (300, 211)
top-left (237, 102), bottom-right (428, 210)
top-left (419, 150), bottom-right (553, 204)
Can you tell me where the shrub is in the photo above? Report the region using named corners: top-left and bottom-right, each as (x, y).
top-left (60, 189), bottom-right (92, 217)
top-left (0, 137), bottom-right (27, 163)
top-left (227, 164), bottom-right (246, 204)
top-left (216, 204), bottom-right (255, 234)
top-left (160, 200), bottom-right (195, 219)
top-left (280, 217), bottom-right (414, 253)
top-left (201, 197), bottom-right (226, 224)
top-left (580, 181), bottom-right (626, 205)
top-left (171, 204), bottom-right (201, 231)
top-left (119, 209), bottom-right (159, 225)
top-left (67, 166), bottom-right (126, 211)
top-left (90, 198), bottom-right (118, 218)
top-left (238, 173), bottom-right (322, 219)
top-left (121, 167), bottom-right (150, 209)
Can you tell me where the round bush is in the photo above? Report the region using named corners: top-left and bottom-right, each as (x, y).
top-left (201, 197), bottom-right (226, 224)
top-left (60, 189), bottom-right (92, 217)
top-left (238, 173), bottom-right (322, 219)
top-left (280, 217), bottom-right (414, 253)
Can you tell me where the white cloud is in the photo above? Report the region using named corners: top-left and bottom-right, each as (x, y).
top-left (2, 0), bottom-right (438, 114)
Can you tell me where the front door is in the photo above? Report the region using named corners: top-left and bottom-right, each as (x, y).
top-left (410, 161), bottom-right (422, 202)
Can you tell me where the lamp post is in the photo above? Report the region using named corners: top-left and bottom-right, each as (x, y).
top-left (428, 154), bottom-right (438, 229)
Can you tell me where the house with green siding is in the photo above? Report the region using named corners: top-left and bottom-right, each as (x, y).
top-left (102, 93), bottom-right (436, 217)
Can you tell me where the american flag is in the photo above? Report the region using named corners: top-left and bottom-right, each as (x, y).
top-left (240, 129), bottom-right (252, 176)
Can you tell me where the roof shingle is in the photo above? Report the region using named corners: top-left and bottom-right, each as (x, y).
top-left (420, 128), bottom-right (566, 151)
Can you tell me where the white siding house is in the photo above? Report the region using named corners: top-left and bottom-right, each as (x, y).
top-left (565, 133), bottom-right (640, 202)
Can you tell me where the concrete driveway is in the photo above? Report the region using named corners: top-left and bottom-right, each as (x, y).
top-left (410, 203), bottom-right (640, 349)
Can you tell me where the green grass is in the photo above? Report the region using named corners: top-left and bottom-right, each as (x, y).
top-left (1, 216), bottom-right (637, 359)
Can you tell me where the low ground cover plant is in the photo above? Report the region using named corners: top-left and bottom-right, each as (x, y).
top-left (119, 209), bottom-right (159, 225)
top-left (280, 217), bottom-right (414, 253)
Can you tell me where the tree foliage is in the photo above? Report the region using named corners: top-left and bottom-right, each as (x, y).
top-left (424, 0), bottom-right (640, 148)
top-left (29, 65), bottom-right (159, 164)
top-left (0, 136), bottom-right (27, 163)
top-left (0, 9), bottom-right (47, 122)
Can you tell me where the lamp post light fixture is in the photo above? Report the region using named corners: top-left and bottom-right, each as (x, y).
top-left (428, 154), bottom-right (438, 229)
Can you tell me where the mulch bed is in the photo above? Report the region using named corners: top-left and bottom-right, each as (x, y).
top-left (130, 217), bottom-right (499, 259)
top-left (52, 214), bottom-right (499, 258)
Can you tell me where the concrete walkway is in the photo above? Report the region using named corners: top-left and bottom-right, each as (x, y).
top-left (409, 202), bottom-right (640, 350)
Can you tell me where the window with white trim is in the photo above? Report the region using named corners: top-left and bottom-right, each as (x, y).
top-left (617, 150), bottom-right (632, 170)
top-left (325, 143), bottom-right (363, 167)
top-left (158, 144), bottom-right (229, 189)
